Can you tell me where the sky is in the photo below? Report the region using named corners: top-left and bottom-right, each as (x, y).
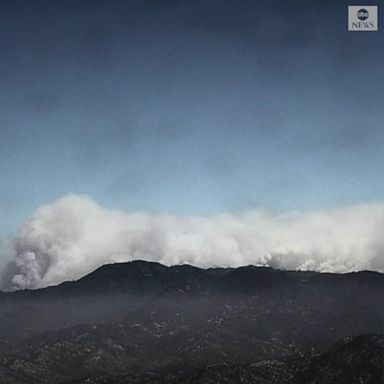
top-left (0, 0), bottom-right (383, 282)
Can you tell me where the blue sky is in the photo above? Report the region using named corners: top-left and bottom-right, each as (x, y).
top-left (0, 0), bottom-right (383, 237)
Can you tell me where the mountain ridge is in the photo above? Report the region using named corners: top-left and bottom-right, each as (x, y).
top-left (3, 260), bottom-right (383, 297)
top-left (0, 260), bottom-right (382, 383)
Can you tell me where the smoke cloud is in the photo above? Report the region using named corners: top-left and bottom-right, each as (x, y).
top-left (1, 194), bottom-right (383, 290)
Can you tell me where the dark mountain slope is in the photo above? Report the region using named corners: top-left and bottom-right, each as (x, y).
top-left (0, 261), bottom-right (382, 383)
top-left (297, 334), bottom-right (384, 384)
top-left (65, 335), bottom-right (384, 384)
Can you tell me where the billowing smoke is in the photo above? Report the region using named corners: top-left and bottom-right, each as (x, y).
top-left (1, 194), bottom-right (384, 290)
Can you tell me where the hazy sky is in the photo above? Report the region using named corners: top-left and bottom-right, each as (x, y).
top-left (1, 0), bottom-right (383, 237)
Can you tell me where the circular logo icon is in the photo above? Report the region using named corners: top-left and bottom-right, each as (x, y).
top-left (357, 9), bottom-right (369, 20)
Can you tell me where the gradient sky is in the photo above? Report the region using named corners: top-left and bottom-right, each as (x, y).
top-left (0, 0), bottom-right (383, 237)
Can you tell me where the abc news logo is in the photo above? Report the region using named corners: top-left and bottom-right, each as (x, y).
top-left (357, 9), bottom-right (369, 20)
top-left (348, 6), bottom-right (378, 31)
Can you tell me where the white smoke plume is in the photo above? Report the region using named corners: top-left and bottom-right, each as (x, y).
top-left (1, 194), bottom-right (384, 290)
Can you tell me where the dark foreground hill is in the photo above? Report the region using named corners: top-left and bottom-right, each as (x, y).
top-left (66, 334), bottom-right (384, 384)
top-left (0, 261), bottom-right (383, 383)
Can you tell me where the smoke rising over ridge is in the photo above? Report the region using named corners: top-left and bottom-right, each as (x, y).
top-left (1, 194), bottom-right (384, 290)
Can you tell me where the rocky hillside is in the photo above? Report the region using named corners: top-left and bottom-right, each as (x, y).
top-left (63, 334), bottom-right (384, 384)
